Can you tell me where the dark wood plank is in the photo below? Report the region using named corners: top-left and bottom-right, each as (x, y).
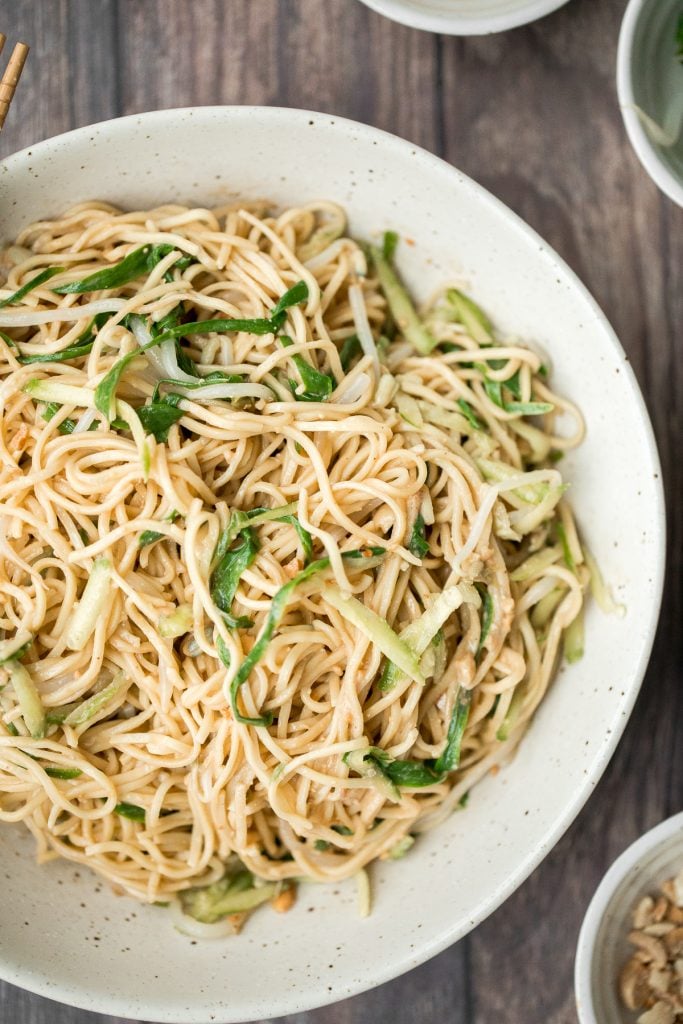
top-left (438, 1), bottom-right (683, 1021)
top-left (0, 0), bottom-right (681, 1022)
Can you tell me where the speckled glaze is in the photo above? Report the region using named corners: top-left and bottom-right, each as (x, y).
top-left (0, 107), bottom-right (664, 1023)
top-left (575, 813), bottom-right (683, 1023)
top-left (356, 0), bottom-right (570, 35)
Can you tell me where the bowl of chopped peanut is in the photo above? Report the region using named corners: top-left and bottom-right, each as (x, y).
top-left (576, 813), bottom-right (683, 1024)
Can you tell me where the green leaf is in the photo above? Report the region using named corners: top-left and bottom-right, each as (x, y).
top-left (433, 688), bottom-right (472, 773)
top-left (0, 330), bottom-right (18, 352)
top-left (136, 394), bottom-right (184, 442)
top-left (456, 398), bottom-right (484, 430)
top-left (348, 690), bottom-right (471, 790)
top-left (0, 267), bottom-right (64, 309)
top-left (210, 528), bottom-right (260, 630)
top-left (280, 515), bottom-right (313, 565)
top-left (44, 766), bottom-right (83, 780)
top-left (475, 583), bottom-right (493, 655)
top-left (338, 334), bottom-right (362, 372)
top-left (677, 10), bottom-right (683, 62)
top-left (344, 747), bottom-right (442, 791)
top-left (138, 509), bottom-right (181, 548)
top-left (53, 244), bottom-right (179, 294)
top-left (114, 801), bottom-right (146, 822)
top-left (94, 313), bottom-right (288, 418)
top-left (18, 311), bottom-right (113, 365)
top-left (151, 370), bottom-right (243, 403)
top-left (270, 280), bottom-right (309, 321)
top-left (556, 522), bottom-right (575, 571)
top-left (280, 336), bottom-right (334, 402)
top-left (382, 230), bottom-right (399, 262)
top-left (383, 759), bottom-right (443, 787)
top-left (408, 513), bottom-right (430, 559)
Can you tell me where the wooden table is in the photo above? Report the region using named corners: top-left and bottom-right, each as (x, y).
top-left (0, 0), bottom-right (680, 1021)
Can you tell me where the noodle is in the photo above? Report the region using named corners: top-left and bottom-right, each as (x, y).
top-left (0, 200), bottom-right (587, 921)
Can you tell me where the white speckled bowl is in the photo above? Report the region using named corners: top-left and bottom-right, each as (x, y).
top-left (0, 107), bottom-right (664, 1023)
top-left (575, 814), bottom-right (683, 1023)
top-left (617, 0), bottom-right (683, 207)
top-left (357, 0), bottom-right (570, 35)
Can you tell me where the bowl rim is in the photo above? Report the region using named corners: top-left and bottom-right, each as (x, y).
top-left (0, 105), bottom-right (667, 1021)
top-left (574, 812), bottom-right (683, 1024)
top-left (357, 0), bottom-right (570, 35)
top-left (616, 0), bottom-right (683, 208)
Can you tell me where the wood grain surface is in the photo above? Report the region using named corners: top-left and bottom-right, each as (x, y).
top-left (0, 1), bottom-right (681, 1021)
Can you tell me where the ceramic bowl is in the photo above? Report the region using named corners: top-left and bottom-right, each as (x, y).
top-left (575, 813), bottom-right (683, 1023)
top-left (0, 107), bottom-right (665, 1022)
top-left (617, 0), bottom-right (683, 207)
top-left (356, 0), bottom-right (570, 35)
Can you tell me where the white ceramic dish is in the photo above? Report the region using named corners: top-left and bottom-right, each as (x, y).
top-left (0, 107), bottom-right (664, 1023)
top-left (617, 0), bottom-right (683, 207)
top-left (357, 0), bottom-right (570, 35)
top-left (575, 813), bottom-right (683, 1023)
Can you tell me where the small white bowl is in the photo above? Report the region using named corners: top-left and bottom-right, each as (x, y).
top-left (357, 0), bottom-right (570, 35)
top-left (617, 0), bottom-right (683, 207)
top-left (575, 813), bottom-right (683, 1023)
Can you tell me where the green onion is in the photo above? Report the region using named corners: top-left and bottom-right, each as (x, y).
top-left (210, 528), bottom-right (260, 630)
top-left (18, 311), bottom-right (113, 365)
top-left (270, 280), bottom-right (309, 320)
top-left (138, 509), bottom-right (181, 548)
top-left (339, 334), bottom-right (362, 372)
top-left (95, 280), bottom-right (307, 419)
top-left (41, 402), bottom-right (78, 435)
top-left (44, 766), bottom-right (83, 780)
top-left (280, 336), bottom-right (335, 402)
top-left (433, 688), bottom-right (472, 773)
top-left (0, 330), bottom-right (18, 352)
top-left (64, 558), bottom-right (112, 651)
top-left (0, 267), bottom-right (64, 309)
top-left (137, 393), bottom-right (184, 442)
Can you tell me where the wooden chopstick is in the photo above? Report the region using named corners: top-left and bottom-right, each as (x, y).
top-left (0, 37), bottom-right (29, 131)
